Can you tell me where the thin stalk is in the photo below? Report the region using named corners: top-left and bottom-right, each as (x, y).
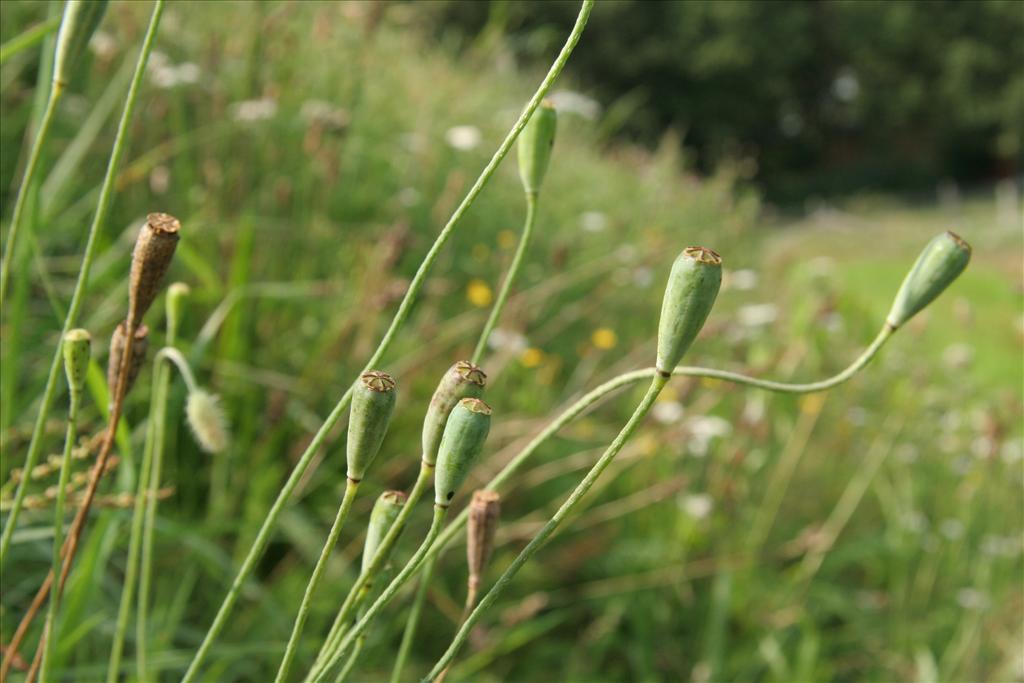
top-left (389, 552), bottom-right (438, 683)
top-left (470, 191), bottom-right (538, 365)
top-left (274, 479), bottom-right (361, 683)
top-left (0, 15), bottom-right (61, 65)
top-left (316, 507), bottom-right (449, 683)
top-left (0, 0), bottom-right (166, 570)
top-left (334, 637), bottom-right (365, 683)
top-left (182, 4), bottom-right (593, 678)
top-left (36, 375), bottom-right (81, 682)
top-left (424, 377), bottom-right (668, 681)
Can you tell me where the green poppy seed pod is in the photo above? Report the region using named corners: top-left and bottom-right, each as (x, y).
top-left (346, 371), bottom-right (397, 482)
top-left (517, 101), bottom-right (557, 194)
top-left (62, 329), bottom-right (91, 402)
top-left (53, 0), bottom-right (109, 88)
top-left (655, 246), bottom-right (723, 375)
top-left (886, 231), bottom-right (971, 329)
top-left (361, 490), bottom-right (407, 575)
top-left (434, 398), bottom-right (492, 507)
top-left (466, 489), bottom-right (500, 592)
top-left (421, 361), bottom-right (486, 466)
top-left (128, 213), bottom-right (181, 329)
top-left (166, 282), bottom-right (190, 332)
top-left (106, 322), bottom-right (149, 397)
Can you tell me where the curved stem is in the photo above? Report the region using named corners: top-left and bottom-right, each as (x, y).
top-left (156, 346), bottom-right (200, 393)
top-left (316, 507), bottom-right (449, 683)
top-left (275, 480), bottom-right (361, 683)
top-left (181, 5), bottom-right (592, 678)
top-left (425, 377), bottom-right (667, 681)
top-left (389, 552), bottom-right (438, 683)
top-left (470, 192), bottom-right (538, 364)
top-left (334, 637), bottom-right (365, 683)
top-left (0, 0), bottom-right (166, 570)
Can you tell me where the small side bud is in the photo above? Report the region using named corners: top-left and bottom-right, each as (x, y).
top-left (886, 231), bottom-right (971, 329)
top-left (186, 389), bottom-right (229, 454)
top-left (128, 213), bottom-right (181, 329)
top-left (466, 490), bottom-right (500, 592)
top-left (166, 282), bottom-right (190, 333)
top-left (656, 246), bottom-right (722, 375)
top-left (517, 101), bottom-right (557, 194)
top-left (422, 361), bottom-right (486, 466)
top-left (434, 398), bottom-right (492, 507)
top-left (106, 322), bottom-right (149, 397)
top-left (362, 490), bottom-right (407, 575)
top-left (62, 329), bottom-right (91, 401)
top-left (53, 0), bottom-right (109, 88)
top-left (346, 371), bottom-right (397, 482)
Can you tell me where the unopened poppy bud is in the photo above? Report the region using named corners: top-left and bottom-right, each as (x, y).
top-left (466, 490), bottom-right (500, 592)
top-left (517, 101), bottom-right (557, 194)
top-left (62, 329), bottom-right (91, 402)
top-left (346, 371), bottom-right (397, 482)
top-left (362, 490), bottom-right (406, 574)
top-left (186, 389), bottom-right (229, 454)
top-left (655, 246), bottom-right (722, 375)
top-left (53, 0), bottom-right (109, 89)
top-left (422, 361), bottom-right (486, 466)
top-left (166, 282), bottom-right (190, 335)
top-left (106, 322), bottom-right (149, 397)
top-left (434, 398), bottom-right (492, 507)
top-left (128, 213), bottom-right (181, 329)
top-left (886, 231), bottom-right (971, 329)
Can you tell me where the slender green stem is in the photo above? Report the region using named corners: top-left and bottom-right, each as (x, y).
top-left (390, 552), bottom-right (438, 683)
top-left (425, 377), bottom-right (667, 681)
top-left (37, 381), bottom-right (80, 681)
top-left (182, 5), bottom-right (592, 679)
top-left (275, 480), bottom-right (361, 683)
top-left (0, 15), bottom-right (60, 65)
top-left (470, 192), bottom-right (538, 364)
top-left (316, 507), bottom-right (449, 683)
top-left (0, 0), bottom-right (166, 569)
top-left (334, 637), bottom-right (365, 683)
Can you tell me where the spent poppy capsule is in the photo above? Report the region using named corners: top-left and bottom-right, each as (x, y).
top-left (434, 398), bottom-right (492, 507)
top-left (517, 101), bottom-right (557, 195)
top-left (362, 490), bottom-right (407, 575)
top-left (106, 322), bottom-right (149, 397)
top-left (466, 490), bottom-right (500, 594)
top-left (128, 213), bottom-right (181, 329)
top-left (422, 361), bottom-right (486, 466)
top-left (62, 329), bottom-right (91, 402)
top-left (53, 0), bottom-right (109, 89)
top-left (886, 231), bottom-right (971, 329)
top-left (346, 371), bottom-right (397, 482)
top-left (655, 246), bottom-right (722, 376)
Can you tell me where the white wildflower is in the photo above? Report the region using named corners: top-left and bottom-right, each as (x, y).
top-left (231, 97), bottom-right (278, 123)
top-left (680, 493), bottom-right (713, 520)
top-left (546, 90), bottom-right (601, 120)
top-left (652, 401), bottom-right (684, 424)
top-left (579, 211), bottom-right (608, 233)
top-left (737, 303), bottom-right (778, 328)
top-left (444, 125), bottom-right (482, 151)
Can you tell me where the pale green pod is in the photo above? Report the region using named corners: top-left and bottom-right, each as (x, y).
top-left (62, 329), bottom-right (91, 401)
top-left (346, 371), bottom-right (397, 482)
top-left (361, 490), bottom-right (407, 575)
top-left (166, 282), bottom-right (190, 333)
top-left (53, 0), bottom-right (109, 88)
top-left (517, 100), bottom-right (557, 194)
top-left (655, 246), bottom-right (722, 375)
top-left (434, 398), bottom-right (492, 507)
top-left (421, 361), bottom-right (486, 466)
top-left (886, 231), bottom-right (971, 329)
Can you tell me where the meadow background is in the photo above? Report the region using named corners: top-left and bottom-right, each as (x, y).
top-left (1, 1), bottom-right (1021, 681)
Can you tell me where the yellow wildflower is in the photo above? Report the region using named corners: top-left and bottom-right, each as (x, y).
top-left (520, 347), bottom-right (544, 368)
top-left (498, 230), bottom-right (517, 249)
top-left (591, 327), bottom-right (618, 350)
top-left (467, 279), bottom-right (493, 307)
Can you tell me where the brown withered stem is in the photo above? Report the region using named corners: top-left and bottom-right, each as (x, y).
top-left (106, 323), bottom-right (150, 400)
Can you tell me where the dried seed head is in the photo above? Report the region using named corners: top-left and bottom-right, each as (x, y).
top-left (346, 371), bottom-right (398, 482)
top-left (466, 489), bottom-right (501, 589)
top-left (655, 246), bottom-right (722, 375)
top-left (422, 361), bottom-right (487, 466)
top-left (53, 0), bottom-right (109, 88)
top-left (186, 389), bottom-right (229, 453)
top-left (106, 323), bottom-right (149, 397)
top-left (886, 231), bottom-right (971, 329)
top-left (128, 213), bottom-right (181, 329)
top-left (517, 100), bottom-right (558, 194)
top-left (434, 398), bottom-right (492, 507)
top-left (362, 490), bottom-right (407, 575)
top-left (62, 329), bottom-right (91, 400)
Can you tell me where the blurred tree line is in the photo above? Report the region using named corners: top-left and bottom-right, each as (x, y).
top-left (420, 0), bottom-right (1023, 203)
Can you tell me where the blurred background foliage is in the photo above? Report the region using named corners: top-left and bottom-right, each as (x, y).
top-left (1, 1), bottom-right (1021, 682)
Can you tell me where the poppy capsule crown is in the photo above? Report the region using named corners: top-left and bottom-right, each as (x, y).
top-left (362, 491), bottom-right (407, 575)
top-left (346, 371), bottom-right (397, 482)
top-left (434, 398), bottom-right (492, 507)
top-left (62, 329), bottom-right (91, 402)
top-left (422, 361), bottom-right (486, 466)
top-left (655, 246), bottom-right (722, 375)
top-left (886, 231), bottom-right (971, 329)
top-left (517, 100), bottom-right (557, 194)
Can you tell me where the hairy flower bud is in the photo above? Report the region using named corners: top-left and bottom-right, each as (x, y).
top-left (422, 361), bottom-right (486, 466)
top-left (186, 389), bottom-right (229, 454)
top-left (434, 398), bottom-right (492, 507)
top-left (346, 371), bottom-right (397, 482)
top-left (128, 213), bottom-right (181, 329)
top-left (362, 490), bottom-right (407, 575)
top-left (656, 246), bottom-right (722, 375)
top-left (62, 329), bottom-right (91, 402)
top-left (106, 322), bottom-right (149, 397)
top-left (53, 0), bottom-right (109, 88)
top-left (466, 490), bottom-right (500, 592)
top-left (886, 231), bottom-right (971, 329)
top-left (517, 100), bottom-right (558, 194)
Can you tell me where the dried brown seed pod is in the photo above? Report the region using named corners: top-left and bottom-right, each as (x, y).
top-left (128, 212), bottom-right (180, 328)
top-left (106, 322), bottom-right (149, 397)
top-left (466, 489), bottom-right (501, 594)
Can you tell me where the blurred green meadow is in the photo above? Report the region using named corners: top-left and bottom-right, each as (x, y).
top-left (1, 2), bottom-right (1021, 682)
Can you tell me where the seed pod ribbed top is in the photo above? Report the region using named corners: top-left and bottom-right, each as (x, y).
top-left (434, 398), bottom-right (492, 507)
top-left (422, 361), bottom-right (486, 466)
top-left (62, 329), bottom-right (91, 401)
top-left (655, 246), bottom-right (722, 375)
top-left (346, 371), bottom-right (397, 482)
top-left (53, 0), bottom-right (109, 88)
top-left (128, 213), bottom-right (181, 329)
top-left (517, 101), bottom-right (558, 194)
top-left (106, 323), bottom-right (149, 397)
top-left (362, 491), bottom-right (407, 575)
top-left (886, 231), bottom-right (971, 329)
